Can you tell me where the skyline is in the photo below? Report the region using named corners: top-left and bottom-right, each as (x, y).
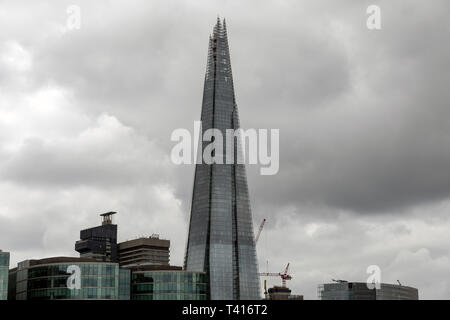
top-left (1, 0), bottom-right (450, 300)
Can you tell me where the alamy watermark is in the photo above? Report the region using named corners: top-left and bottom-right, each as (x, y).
top-left (366, 5), bottom-right (381, 30)
top-left (171, 121), bottom-right (279, 175)
top-left (366, 265), bottom-right (381, 290)
top-left (67, 265), bottom-right (81, 290)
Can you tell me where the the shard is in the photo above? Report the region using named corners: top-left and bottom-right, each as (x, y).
top-left (184, 18), bottom-right (260, 300)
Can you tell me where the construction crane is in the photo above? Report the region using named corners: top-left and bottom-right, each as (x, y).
top-left (254, 218), bottom-right (267, 244)
top-left (259, 262), bottom-right (292, 288)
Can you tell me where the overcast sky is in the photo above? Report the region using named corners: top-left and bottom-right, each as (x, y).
top-left (1, 0), bottom-right (450, 299)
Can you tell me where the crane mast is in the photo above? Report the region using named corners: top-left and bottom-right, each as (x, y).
top-left (254, 218), bottom-right (266, 244)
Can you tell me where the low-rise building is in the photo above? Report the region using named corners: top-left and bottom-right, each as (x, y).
top-left (130, 265), bottom-right (207, 300)
top-left (318, 281), bottom-right (419, 300)
top-left (119, 235), bottom-right (170, 267)
top-left (265, 286), bottom-right (303, 300)
top-left (8, 257), bottom-right (130, 300)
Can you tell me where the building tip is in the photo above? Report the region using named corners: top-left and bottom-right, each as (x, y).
top-left (215, 15), bottom-right (227, 26)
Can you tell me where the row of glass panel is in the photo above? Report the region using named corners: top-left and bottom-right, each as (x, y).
top-left (28, 287), bottom-right (119, 300)
top-left (0, 267), bottom-right (8, 300)
top-left (28, 263), bottom-right (118, 278)
top-left (133, 283), bottom-right (207, 294)
top-left (28, 276), bottom-right (118, 289)
top-left (0, 254), bottom-right (9, 266)
top-left (132, 272), bottom-right (206, 283)
top-left (132, 293), bottom-right (207, 300)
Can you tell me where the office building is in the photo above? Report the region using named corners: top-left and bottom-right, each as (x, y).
top-left (318, 281), bottom-right (419, 300)
top-left (75, 212), bottom-right (118, 262)
top-left (119, 235), bottom-right (170, 267)
top-left (0, 250), bottom-right (9, 300)
top-left (131, 265), bottom-right (207, 300)
top-left (8, 257), bottom-right (130, 300)
top-left (184, 18), bottom-right (260, 300)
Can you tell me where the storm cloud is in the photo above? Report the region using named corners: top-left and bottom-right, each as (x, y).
top-left (1, 0), bottom-right (450, 299)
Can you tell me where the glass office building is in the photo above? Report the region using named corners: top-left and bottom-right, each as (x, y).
top-left (318, 282), bottom-right (419, 300)
top-left (10, 257), bottom-right (130, 300)
top-left (131, 269), bottom-right (207, 300)
top-left (0, 251), bottom-right (9, 300)
top-left (184, 18), bottom-right (260, 300)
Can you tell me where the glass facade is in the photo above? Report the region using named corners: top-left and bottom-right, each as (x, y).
top-left (376, 283), bottom-right (419, 300)
top-left (131, 270), bottom-right (207, 300)
top-left (119, 269), bottom-right (131, 300)
top-left (13, 259), bottom-right (130, 300)
top-left (319, 282), bottom-right (419, 300)
top-left (184, 18), bottom-right (260, 300)
top-left (0, 252), bottom-right (9, 300)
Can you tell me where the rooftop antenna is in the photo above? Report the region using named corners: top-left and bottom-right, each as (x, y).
top-left (332, 279), bottom-right (348, 283)
top-left (100, 211), bottom-right (116, 225)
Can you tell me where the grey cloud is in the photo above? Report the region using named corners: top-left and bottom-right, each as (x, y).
top-left (1, 0), bottom-right (450, 299)
top-left (0, 114), bottom-right (172, 188)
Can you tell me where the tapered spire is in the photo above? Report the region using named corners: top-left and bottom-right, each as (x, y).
top-left (213, 16), bottom-right (221, 38)
top-left (184, 18), bottom-right (260, 300)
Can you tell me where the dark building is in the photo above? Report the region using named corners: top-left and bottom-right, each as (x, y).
top-left (318, 281), bottom-right (419, 300)
top-left (75, 212), bottom-right (118, 262)
top-left (0, 250), bottom-right (9, 300)
top-left (8, 257), bottom-right (130, 300)
top-left (184, 18), bottom-right (260, 300)
top-left (119, 235), bottom-right (170, 268)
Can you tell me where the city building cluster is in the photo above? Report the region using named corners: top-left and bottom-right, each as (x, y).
top-left (5, 212), bottom-right (207, 300)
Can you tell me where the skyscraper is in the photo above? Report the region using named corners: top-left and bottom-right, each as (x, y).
top-left (184, 18), bottom-right (260, 300)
